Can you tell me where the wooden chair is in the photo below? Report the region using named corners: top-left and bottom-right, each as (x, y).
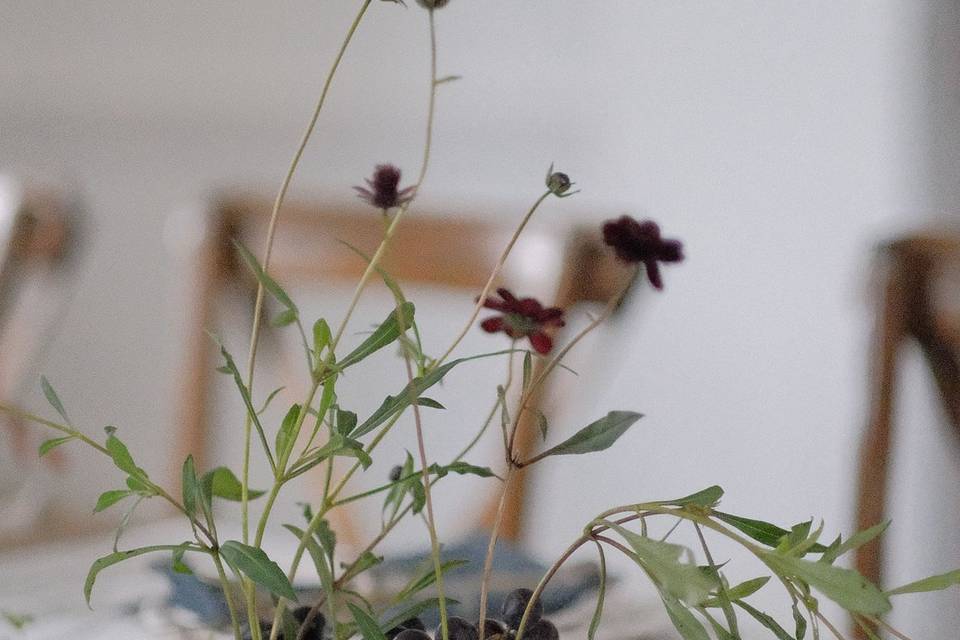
top-left (175, 193), bottom-right (636, 545)
top-left (854, 231), bottom-right (960, 638)
top-left (0, 182), bottom-right (81, 545)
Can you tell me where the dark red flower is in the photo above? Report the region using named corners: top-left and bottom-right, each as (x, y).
top-left (354, 164), bottom-right (416, 210)
top-left (479, 288), bottom-right (565, 354)
top-left (602, 216), bottom-right (684, 290)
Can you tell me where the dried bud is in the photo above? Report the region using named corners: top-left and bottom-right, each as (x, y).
top-left (416, 0), bottom-right (449, 8)
top-left (389, 465), bottom-right (403, 482)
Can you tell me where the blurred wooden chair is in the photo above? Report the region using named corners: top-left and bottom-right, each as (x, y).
top-left (0, 181), bottom-right (81, 545)
top-left (854, 231), bottom-right (960, 638)
top-left (175, 193), bottom-right (636, 545)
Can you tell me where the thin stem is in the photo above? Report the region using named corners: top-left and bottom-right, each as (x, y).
top-left (212, 551), bottom-right (243, 640)
top-left (514, 531), bottom-right (590, 640)
top-left (868, 616), bottom-right (915, 640)
top-left (694, 522), bottom-right (738, 637)
top-left (241, 0), bottom-right (374, 546)
top-left (432, 191), bottom-right (551, 369)
top-left (0, 403), bottom-right (108, 455)
top-left (815, 611), bottom-right (849, 640)
top-left (477, 465), bottom-right (514, 634)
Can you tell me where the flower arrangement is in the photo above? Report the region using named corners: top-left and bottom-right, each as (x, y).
top-left (3, 2), bottom-right (959, 640)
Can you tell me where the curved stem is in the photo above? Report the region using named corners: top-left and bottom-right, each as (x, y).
top-left (432, 192), bottom-right (551, 369)
top-left (477, 465), bottom-right (514, 634)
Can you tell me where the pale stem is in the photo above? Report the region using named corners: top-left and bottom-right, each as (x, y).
top-left (432, 191), bottom-right (551, 369)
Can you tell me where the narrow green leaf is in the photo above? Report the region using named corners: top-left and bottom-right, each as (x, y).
top-left (702, 577), bottom-right (769, 606)
top-left (715, 511), bottom-right (827, 553)
top-left (733, 601), bottom-right (794, 640)
top-left (395, 559), bottom-right (468, 602)
top-left (215, 342), bottom-right (275, 470)
top-left (820, 521), bottom-right (890, 565)
top-left (336, 407), bottom-right (358, 436)
top-left (181, 455), bottom-right (199, 518)
top-left (348, 602), bottom-right (388, 640)
top-left (105, 434), bottom-right (142, 478)
top-left (38, 435), bottom-right (75, 457)
top-left (532, 411), bottom-right (642, 461)
top-left (415, 397), bottom-right (445, 410)
top-left (353, 350), bottom-right (516, 438)
top-left (792, 603), bottom-right (807, 640)
top-left (377, 598), bottom-right (459, 635)
top-left (341, 551), bottom-right (383, 583)
top-left (85, 545), bottom-right (189, 607)
top-left (606, 522), bottom-right (713, 605)
top-left (172, 543), bottom-right (193, 575)
top-left (658, 486), bottom-right (724, 509)
top-left (337, 302), bottom-right (416, 370)
top-left (284, 524), bottom-right (334, 597)
top-left (588, 543), bottom-right (607, 640)
top-left (272, 308), bottom-right (298, 327)
top-left (202, 467), bottom-right (265, 501)
top-left (93, 490), bottom-right (133, 513)
top-left (313, 318), bottom-right (332, 360)
top-left (521, 351), bottom-right (533, 391)
top-left (660, 593), bottom-right (710, 640)
top-left (40, 375), bottom-right (69, 423)
top-left (886, 569), bottom-right (960, 596)
top-left (257, 386), bottom-right (286, 415)
top-left (235, 241), bottom-right (297, 312)
top-left (429, 461), bottom-right (496, 479)
top-left (276, 404), bottom-right (301, 457)
top-left (535, 409), bottom-right (549, 441)
top-left (220, 540), bottom-right (297, 601)
top-left (763, 552), bottom-right (890, 615)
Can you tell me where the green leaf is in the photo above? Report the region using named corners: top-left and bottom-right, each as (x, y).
top-left (353, 350), bottom-right (515, 439)
top-left (38, 435), bottom-right (75, 457)
top-left (1, 611), bottom-right (32, 629)
top-left (235, 241), bottom-right (297, 313)
top-left (660, 593), bottom-right (710, 640)
top-left (337, 302), bottom-right (416, 370)
top-left (93, 490), bottom-right (133, 513)
top-left (886, 569), bottom-right (960, 596)
top-left (792, 603), bottom-right (807, 640)
top-left (215, 343), bottom-right (276, 471)
top-left (257, 386), bottom-right (286, 415)
top-left (588, 543), bottom-right (607, 640)
top-left (336, 407), bottom-right (358, 436)
top-left (202, 467), bottom-right (265, 501)
top-left (348, 602), bottom-right (388, 640)
top-left (272, 308), bottom-right (298, 327)
top-left (276, 404), bottom-right (301, 457)
top-left (172, 543), bottom-right (193, 575)
top-left (535, 409), bottom-right (549, 441)
top-left (40, 375), bottom-right (69, 423)
top-left (606, 522), bottom-right (713, 605)
top-left (181, 455), bottom-right (199, 518)
top-left (415, 397), bottom-right (445, 410)
top-left (219, 540), bottom-right (297, 601)
top-left (763, 552), bottom-right (890, 615)
top-left (284, 524), bottom-right (334, 597)
top-left (658, 486), bottom-right (724, 509)
top-left (820, 521), bottom-right (890, 565)
top-left (429, 461), bottom-right (496, 479)
top-left (714, 511), bottom-right (827, 553)
top-left (531, 411), bottom-right (642, 461)
top-left (702, 577), bottom-right (769, 606)
top-left (85, 545), bottom-right (189, 607)
top-left (395, 559), bottom-right (469, 603)
top-left (733, 601), bottom-right (794, 640)
top-left (313, 318), bottom-right (332, 361)
top-left (522, 351), bottom-right (533, 391)
top-left (341, 551), bottom-right (383, 583)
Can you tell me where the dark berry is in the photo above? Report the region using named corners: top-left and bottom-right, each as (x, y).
top-left (389, 465), bottom-right (403, 482)
top-left (501, 588), bottom-right (542, 631)
top-left (394, 630), bottom-right (432, 640)
top-left (477, 618), bottom-right (506, 639)
top-left (402, 618), bottom-right (426, 631)
top-left (292, 606), bottom-right (325, 640)
top-left (524, 619), bottom-right (558, 640)
top-left (435, 616), bottom-right (479, 640)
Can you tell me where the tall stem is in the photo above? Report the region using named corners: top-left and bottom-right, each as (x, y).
top-left (241, 0), bottom-right (374, 545)
top-left (433, 191), bottom-right (551, 369)
top-left (212, 551), bottom-right (244, 640)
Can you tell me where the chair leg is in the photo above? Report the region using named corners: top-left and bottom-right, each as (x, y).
top-left (852, 258), bottom-right (908, 639)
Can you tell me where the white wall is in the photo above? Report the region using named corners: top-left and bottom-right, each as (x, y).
top-left (2, 1), bottom-right (959, 636)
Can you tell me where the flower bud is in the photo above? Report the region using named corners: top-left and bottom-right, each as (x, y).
top-left (416, 0), bottom-right (449, 8)
top-left (546, 171), bottom-right (572, 196)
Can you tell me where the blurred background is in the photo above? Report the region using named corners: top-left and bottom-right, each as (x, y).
top-left (2, 1), bottom-right (960, 638)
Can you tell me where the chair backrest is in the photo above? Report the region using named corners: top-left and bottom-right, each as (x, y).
top-left (175, 194), bottom-right (636, 544)
top-left (854, 231), bottom-right (960, 638)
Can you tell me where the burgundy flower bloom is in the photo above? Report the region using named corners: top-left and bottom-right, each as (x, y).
top-left (479, 288), bottom-right (565, 355)
top-left (354, 164), bottom-right (416, 210)
top-left (602, 216), bottom-right (684, 290)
